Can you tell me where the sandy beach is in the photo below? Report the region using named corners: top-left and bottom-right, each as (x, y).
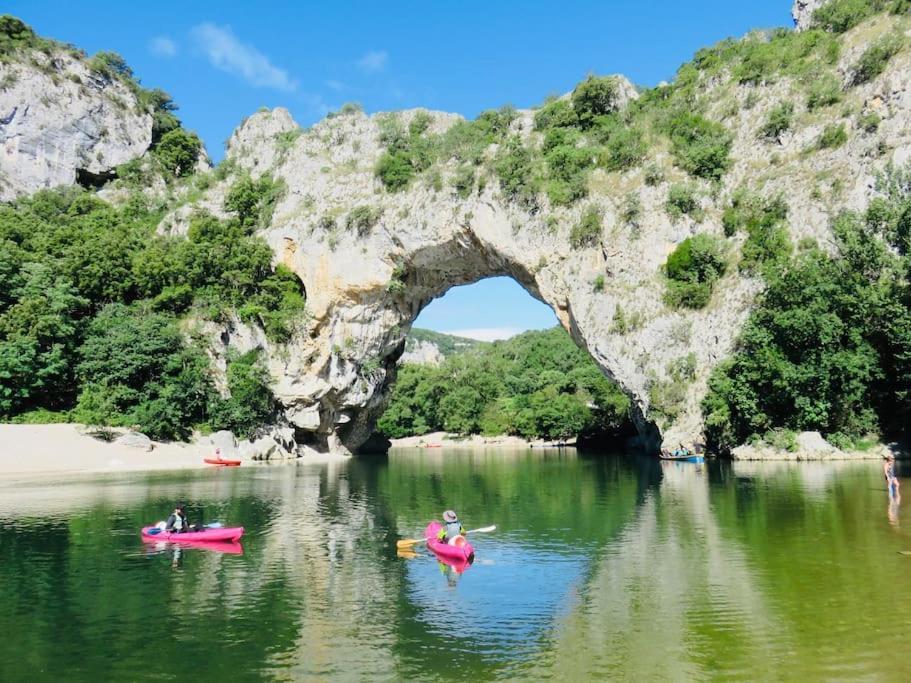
top-left (0, 424), bottom-right (211, 479)
top-left (389, 431), bottom-right (577, 449)
top-left (0, 424), bottom-right (348, 481)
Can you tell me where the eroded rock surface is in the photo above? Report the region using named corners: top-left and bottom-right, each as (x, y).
top-left (0, 49), bottom-right (151, 200)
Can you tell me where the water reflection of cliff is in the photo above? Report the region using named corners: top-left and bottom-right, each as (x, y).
top-left (522, 459), bottom-right (785, 680)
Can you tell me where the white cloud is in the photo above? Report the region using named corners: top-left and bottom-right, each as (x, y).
top-left (325, 79), bottom-right (347, 92)
top-left (445, 327), bottom-right (523, 342)
top-left (191, 22), bottom-right (297, 92)
top-left (149, 36), bottom-right (177, 58)
top-left (357, 50), bottom-right (388, 74)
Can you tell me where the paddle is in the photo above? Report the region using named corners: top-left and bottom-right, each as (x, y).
top-left (396, 525), bottom-right (496, 549)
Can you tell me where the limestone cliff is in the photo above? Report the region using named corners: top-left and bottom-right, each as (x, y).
top-left (793, 0), bottom-right (830, 31)
top-left (0, 20), bottom-right (152, 200)
top-left (157, 6), bottom-right (911, 456)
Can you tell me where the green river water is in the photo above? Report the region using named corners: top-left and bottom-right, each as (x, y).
top-left (0, 449), bottom-right (909, 681)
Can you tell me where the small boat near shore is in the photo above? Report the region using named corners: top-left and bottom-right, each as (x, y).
top-left (660, 453), bottom-right (705, 463)
top-left (660, 446), bottom-right (705, 463)
top-left (204, 457), bottom-right (241, 466)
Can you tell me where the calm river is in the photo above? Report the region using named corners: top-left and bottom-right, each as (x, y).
top-left (0, 450), bottom-right (909, 681)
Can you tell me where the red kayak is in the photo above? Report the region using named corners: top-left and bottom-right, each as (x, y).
top-left (141, 526), bottom-right (244, 542)
top-left (203, 458), bottom-right (241, 466)
top-left (425, 521), bottom-right (474, 563)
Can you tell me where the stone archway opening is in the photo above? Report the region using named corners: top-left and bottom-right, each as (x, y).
top-left (308, 231), bottom-right (663, 456)
top-left (371, 273), bottom-right (647, 448)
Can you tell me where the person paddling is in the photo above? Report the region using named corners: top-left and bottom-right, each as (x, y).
top-left (436, 510), bottom-right (465, 545)
top-left (162, 502), bottom-right (200, 533)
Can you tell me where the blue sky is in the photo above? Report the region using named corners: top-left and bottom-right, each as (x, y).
top-left (10, 0), bottom-right (793, 340)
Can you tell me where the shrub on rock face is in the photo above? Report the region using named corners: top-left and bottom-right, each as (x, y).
top-left (664, 112), bottom-right (732, 181)
top-left (811, 0), bottom-right (879, 33)
top-left (0, 15), bottom-right (43, 55)
top-left (224, 174), bottom-right (284, 231)
top-left (345, 205), bottom-right (382, 235)
top-left (665, 184), bottom-right (703, 222)
top-left (596, 119), bottom-right (646, 172)
top-left (806, 74), bottom-right (842, 110)
top-left (817, 123), bottom-right (848, 149)
top-left (533, 98), bottom-right (578, 131)
top-left (494, 135), bottom-right (537, 207)
top-left (570, 206), bottom-right (602, 249)
top-left (375, 151), bottom-right (414, 192)
top-left (758, 102), bottom-right (795, 141)
top-left (88, 50), bottom-right (133, 80)
top-left (664, 234), bottom-right (727, 309)
top-left (153, 129), bottom-right (202, 178)
top-left (571, 75), bottom-right (621, 128)
top-left (852, 32), bottom-right (904, 85)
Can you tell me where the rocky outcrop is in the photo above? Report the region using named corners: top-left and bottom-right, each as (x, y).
top-left (399, 340), bottom-right (444, 366)
top-left (158, 8), bottom-right (911, 458)
top-left (731, 432), bottom-right (896, 460)
top-left (792, 1), bottom-right (829, 31)
top-left (0, 47), bottom-right (152, 200)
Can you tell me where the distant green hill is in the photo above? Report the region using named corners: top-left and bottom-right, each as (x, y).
top-left (382, 326), bottom-right (632, 442)
top-left (404, 328), bottom-right (486, 358)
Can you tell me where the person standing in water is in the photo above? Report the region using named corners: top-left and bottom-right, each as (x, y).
top-left (885, 455), bottom-right (901, 501)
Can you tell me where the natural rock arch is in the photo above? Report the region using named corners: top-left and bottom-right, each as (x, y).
top-left (180, 107), bottom-right (760, 456)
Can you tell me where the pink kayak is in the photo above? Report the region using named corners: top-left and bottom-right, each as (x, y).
top-left (425, 521), bottom-right (474, 562)
top-left (141, 526), bottom-right (244, 543)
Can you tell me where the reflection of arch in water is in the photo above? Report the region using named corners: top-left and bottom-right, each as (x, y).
top-left (520, 460), bottom-right (788, 680)
top-left (391, 453), bottom-right (648, 679)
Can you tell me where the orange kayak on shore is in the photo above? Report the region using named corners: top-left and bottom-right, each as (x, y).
top-left (203, 458), bottom-right (241, 466)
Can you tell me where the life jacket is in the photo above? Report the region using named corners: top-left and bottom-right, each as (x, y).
top-left (443, 520), bottom-right (462, 541)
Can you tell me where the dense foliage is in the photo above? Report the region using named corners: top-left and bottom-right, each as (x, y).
top-left (704, 166), bottom-right (911, 451)
top-left (0, 187), bottom-right (304, 439)
top-left (378, 327), bottom-right (631, 442)
top-left (664, 234), bottom-right (727, 309)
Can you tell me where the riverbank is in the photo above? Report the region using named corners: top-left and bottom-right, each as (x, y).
top-left (389, 429), bottom-right (906, 461)
top-left (0, 424), bottom-right (347, 480)
top-left (730, 431), bottom-right (905, 461)
top-left (389, 431), bottom-right (576, 449)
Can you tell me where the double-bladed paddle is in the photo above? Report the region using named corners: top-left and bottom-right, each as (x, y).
top-left (396, 525), bottom-right (496, 549)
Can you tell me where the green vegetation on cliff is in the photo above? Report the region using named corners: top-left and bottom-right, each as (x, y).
top-left (379, 327), bottom-right (631, 442)
top-left (0, 186), bottom-right (304, 440)
top-left (704, 165), bottom-right (911, 451)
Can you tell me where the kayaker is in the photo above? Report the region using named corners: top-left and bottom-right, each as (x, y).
top-left (164, 502), bottom-right (195, 533)
top-left (436, 510), bottom-right (465, 545)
